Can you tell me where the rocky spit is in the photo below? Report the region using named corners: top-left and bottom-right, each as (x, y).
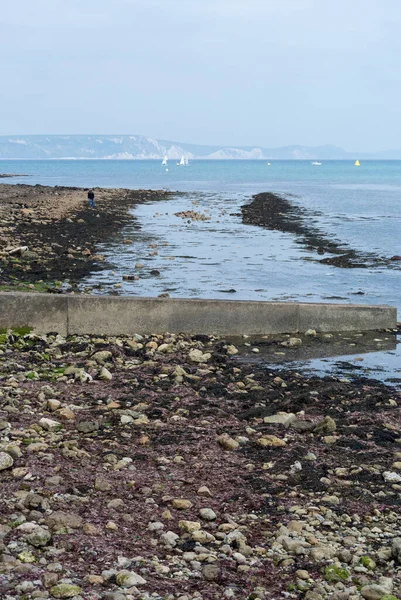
top-left (0, 329), bottom-right (400, 600)
top-left (241, 193), bottom-right (401, 270)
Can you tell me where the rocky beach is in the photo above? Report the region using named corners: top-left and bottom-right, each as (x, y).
top-left (0, 184), bottom-right (170, 291)
top-left (0, 183), bottom-right (400, 600)
top-left (0, 329), bottom-right (401, 600)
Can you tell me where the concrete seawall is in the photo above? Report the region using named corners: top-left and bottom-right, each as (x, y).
top-left (0, 293), bottom-right (397, 336)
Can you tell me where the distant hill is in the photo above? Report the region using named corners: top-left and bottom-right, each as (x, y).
top-left (0, 135), bottom-right (398, 160)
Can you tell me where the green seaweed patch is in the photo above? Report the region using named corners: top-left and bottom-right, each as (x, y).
top-left (359, 555), bottom-right (376, 570)
top-left (26, 371), bottom-right (39, 380)
top-left (381, 596), bottom-right (400, 600)
top-left (0, 280), bottom-right (61, 293)
top-left (23, 366), bottom-right (66, 382)
top-left (8, 519), bottom-right (24, 529)
top-left (48, 367), bottom-right (66, 381)
top-left (323, 565), bottom-right (350, 582)
top-left (0, 326), bottom-right (33, 336)
top-left (17, 551), bottom-right (36, 564)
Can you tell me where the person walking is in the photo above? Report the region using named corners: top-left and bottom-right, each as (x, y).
top-left (87, 189), bottom-right (95, 208)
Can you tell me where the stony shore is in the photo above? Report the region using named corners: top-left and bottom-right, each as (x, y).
top-left (0, 184), bottom-right (400, 599)
top-left (0, 184), bottom-right (170, 290)
top-left (0, 329), bottom-right (400, 600)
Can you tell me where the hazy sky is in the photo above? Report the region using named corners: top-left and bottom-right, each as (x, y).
top-left (1, 0), bottom-right (401, 150)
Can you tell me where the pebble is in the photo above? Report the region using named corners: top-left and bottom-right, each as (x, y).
top-left (0, 451), bottom-right (14, 470)
top-left (199, 508), bottom-right (217, 521)
top-left (217, 433), bottom-right (239, 450)
top-left (257, 435), bottom-right (286, 447)
top-left (49, 584), bottom-right (82, 598)
top-left (263, 412), bottom-right (295, 426)
top-left (197, 486), bottom-right (212, 497)
top-left (202, 564), bottom-right (220, 581)
top-left (39, 417), bottom-right (62, 431)
top-left (0, 327), bottom-right (400, 600)
top-left (115, 570), bottom-right (147, 586)
top-left (171, 498), bottom-right (193, 510)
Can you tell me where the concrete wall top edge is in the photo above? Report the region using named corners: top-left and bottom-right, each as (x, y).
top-left (0, 292), bottom-right (395, 311)
top-left (0, 293), bottom-right (396, 337)
top-left (65, 294), bottom-right (394, 310)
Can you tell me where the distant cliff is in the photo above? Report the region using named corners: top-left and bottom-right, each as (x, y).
top-left (0, 135), bottom-right (394, 159)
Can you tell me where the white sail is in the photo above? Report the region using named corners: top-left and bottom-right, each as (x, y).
top-left (184, 157), bottom-right (189, 165)
top-left (162, 156), bottom-right (168, 166)
top-left (180, 156), bottom-right (185, 165)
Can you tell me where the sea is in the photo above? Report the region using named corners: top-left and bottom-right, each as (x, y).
top-left (1, 159), bottom-right (400, 384)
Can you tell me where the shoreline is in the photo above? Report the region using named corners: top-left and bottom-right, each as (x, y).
top-left (0, 185), bottom-right (400, 598)
top-left (1, 184), bottom-right (400, 294)
top-left (0, 173), bottom-right (29, 178)
top-left (0, 184), bottom-right (171, 290)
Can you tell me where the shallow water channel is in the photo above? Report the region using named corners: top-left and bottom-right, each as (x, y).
top-left (82, 192), bottom-right (400, 386)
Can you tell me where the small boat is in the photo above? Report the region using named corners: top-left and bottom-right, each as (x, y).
top-left (354, 159), bottom-right (360, 166)
top-left (179, 156), bottom-right (185, 166)
top-left (267, 162), bottom-right (271, 166)
top-left (184, 157), bottom-right (189, 166)
top-left (311, 161), bottom-right (322, 166)
top-left (162, 156), bottom-right (168, 166)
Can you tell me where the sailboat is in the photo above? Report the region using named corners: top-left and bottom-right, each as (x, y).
top-left (354, 159), bottom-right (360, 166)
top-left (184, 157), bottom-right (189, 166)
top-left (162, 156), bottom-right (168, 166)
top-left (180, 156), bottom-right (185, 166)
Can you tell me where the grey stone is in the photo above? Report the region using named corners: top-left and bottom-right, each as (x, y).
top-left (392, 536), bottom-right (401, 562)
top-left (26, 526), bottom-right (52, 547)
top-left (0, 452), bottom-right (13, 471)
top-left (313, 416), bottom-right (336, 434)
top-left (360, 577), bottom-right (393, 600)
top-left (263, 412), bottom-right (296, 426)
top-left (77, 420), bottom-right (99, 433)
top-left (102, 594), bottom-right (126, 600)
top-left (115, 570), bottom-right (147, 587)
top-left (92, 350), bottom-right (113, 364)
top-left (202, 564), bottom-right (220, 581)
top-left (290, 420), bottom-right (315, 433)
top-left (47, 511), bottom-right (83, 532)
top-left (199, 508), bottom-right (217, 521)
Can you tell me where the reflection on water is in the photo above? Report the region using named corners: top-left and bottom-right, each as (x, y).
top-left (232, 330), bottom-right (400, 387)
top-left (82, 191), bottom-right (401, 311)
top-left (81, 190), bottom-right (401, 384)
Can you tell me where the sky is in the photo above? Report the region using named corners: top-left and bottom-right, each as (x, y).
top-left (1, 0), bottom-right (401, 151)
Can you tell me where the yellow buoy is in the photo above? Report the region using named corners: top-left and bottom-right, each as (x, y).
top-left (354, 159), bottom-right (360, 166)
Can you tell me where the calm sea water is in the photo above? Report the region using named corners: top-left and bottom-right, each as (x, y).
top-left (2, 159), bottom-right (400, 302)
top-left (2, 159), bottom-right (400, 306)
top-left (1, 159), bottom-right (400, 383)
